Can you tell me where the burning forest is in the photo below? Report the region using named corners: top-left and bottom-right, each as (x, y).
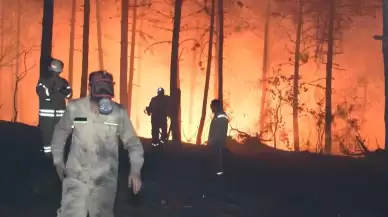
top-left (0, 0), bottom-right (385, 155)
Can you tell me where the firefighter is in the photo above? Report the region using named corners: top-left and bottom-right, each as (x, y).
top-left (145, 87), bottom-right (171, 146)
top-left (36, 58), bottom-right (72, 156)
top-left (207, 99), bottom-right (228, 175)
top-left (200, 99), bottom-right (229, 199)
top-left (51, 70), bottom-right (144, 217)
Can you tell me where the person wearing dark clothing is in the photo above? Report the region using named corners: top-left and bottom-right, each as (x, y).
top-left (36, 58), bottom-right (72, 156)
top-left (200, 99), bottom-right (229, 198)
top-left (207, 99), bottom-right (228, 175)
top-left (145, 87), bottom-right (171, 146)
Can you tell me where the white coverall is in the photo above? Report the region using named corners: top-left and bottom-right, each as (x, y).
top-left (51, 97), bottom-right (144, 217)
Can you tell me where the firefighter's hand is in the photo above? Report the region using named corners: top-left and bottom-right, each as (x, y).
top-left (129, 174), bottom-right (142, 194)
top-left (55, 162), bottom-right (68, 181)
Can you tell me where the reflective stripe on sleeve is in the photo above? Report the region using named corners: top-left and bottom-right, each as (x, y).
top-left (65, 86), bottom-right (72, 98)
top-left (39, 113), bottom-right (55, 117)
top-left (216, 114), bottom-right (228, 119)
top-left (37, 83), bottom-right (50, 96)
top-left (40, 109), bottom-right (55, 113)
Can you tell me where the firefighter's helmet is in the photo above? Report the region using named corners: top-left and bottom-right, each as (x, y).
top-left (157, 87), bottom-right (164, 95)
top-left (48, 58), bottom-right (64, 74)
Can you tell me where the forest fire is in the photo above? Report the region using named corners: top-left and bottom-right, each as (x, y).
top-left (0, 0), bottom-right (384, 154)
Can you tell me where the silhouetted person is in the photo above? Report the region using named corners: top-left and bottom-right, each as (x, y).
top-left (207, 99), bottom-right (228, 175)
top-left (200, 99), bottom-right (228, 198)
top-left (36, 58), bottom-right (72, 156)
top-left (145, 87), bottom-right (171, 146)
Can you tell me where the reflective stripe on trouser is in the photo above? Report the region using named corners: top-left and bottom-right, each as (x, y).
top-left (39, 109), bottom-right (65, 117)
top-left (43, 146), bottom-right (51, 153)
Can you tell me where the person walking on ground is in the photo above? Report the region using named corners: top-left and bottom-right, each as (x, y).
top-left (51, 70), bottom-right (144, 217)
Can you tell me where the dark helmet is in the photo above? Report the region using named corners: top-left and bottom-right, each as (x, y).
top-left (48, 58), bottom-right (64, 74)
top-left (89, 70), bottom-right (115, 98)
top-left (210, 99), bottom-right (222, 110)
top-left (89, 70), bottom-right (113, 84)
top-left (157, 87), bottom-right (164, 95)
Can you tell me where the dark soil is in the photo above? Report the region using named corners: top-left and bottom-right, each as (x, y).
top-left (0, 121), bottom-right (387, 217)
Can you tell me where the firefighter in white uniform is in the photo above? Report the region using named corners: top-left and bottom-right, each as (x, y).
top-left (51, 70), bottom-right (144, 217)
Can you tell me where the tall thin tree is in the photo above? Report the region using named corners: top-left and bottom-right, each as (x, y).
top-left (382, 0), bottom-right (388, 149)
top-left (216, 0), bottom-right (224, 108)
top-left (127, 0), bottom-right (138, 116)
top-left (196, 0), bottom-right (215, 145)
top-left (259, 0), bottom-right (271, 132)
top-left (68, 0), bottom-right (76, 94)
top-left (0, 0), bottom-right (4, 66)
top-left (120, 0), bottom-right (129, 107)
top-left (0, 0), bottom-right (5, 99)
top-left (170, 0), bottom-right (183, 144)
top-left (292, 0), bottom-right (303, 152)
top-left (135, 17), bottom-right (143, 130)
top-left (213, 0), bottom-right (219, 99)
top-left (13, 0), bottom-right (21, 122)
top-left (96, 0), bottom-right (104, 69)
top-left (80, 0), bottom-right (90, 97)
top-left (39, 0), bottom-right (54, 79)
top-left (324, 0), bottom-right (335, 154)
top-left (189, 21), bottom-right (199, 136)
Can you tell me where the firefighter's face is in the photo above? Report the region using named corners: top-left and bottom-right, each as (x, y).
top-left (210, 104), bottom-right (215, 113)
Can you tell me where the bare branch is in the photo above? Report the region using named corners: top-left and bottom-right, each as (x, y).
top-left (148, 8), bottom-right (172, 19)
top-left (151, 24), bottom-right (173, 32)
top-left (143, 40), bottom-right (171, 53)
top-left (12, 48), bottom-right (36, 122)
top-left (179, 38), bottom-right (200, 46)
top-left (182, 8), bottom-right (206, 19)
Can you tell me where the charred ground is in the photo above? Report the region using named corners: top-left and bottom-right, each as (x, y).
top-left (0, 121), bottom-right (386, 217)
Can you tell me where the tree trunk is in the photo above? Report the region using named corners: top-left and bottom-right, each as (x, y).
top-left (259, 0), bottom-right (271, 132)
top-left (68, 0), bottom-right (76, 96)
top-left (80, 0), bottom-right (90, 97)
top-left (0, 0), bottom-right (5, 99)
top-left (292, 0), bottom-right (303, 152)
top-left (13, 0), bottom-right (21, 122)
top-left (216, 0), bottom-right (224, 108)
top-left (213, 1), bottom-right (219, 99)
top-left (189, 22), bottom-right (198, 135)
top-left (196, 0), bottom-right (215, 145)
top-left (127, 0), bottom-right (137, 116)
top-left (135, 17), bottom-right (143, 130)
top-left (324, 0), bottom-right (335, 154)
top-left (96, 0), bottom-right (104, 69)
top-left (170, 0), bottom-right (183, 144)
top-left (39, 0), bottom-right (54, 79)
top-left (120, 0), bottom-right (128, 107)
top-left (0, 0), bottom-right (4, 67)
top-left (383, 0), bottom-right (388, 150)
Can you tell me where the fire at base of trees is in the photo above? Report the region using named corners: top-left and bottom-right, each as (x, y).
top-left (232, 64), bottom-right (374, 156)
